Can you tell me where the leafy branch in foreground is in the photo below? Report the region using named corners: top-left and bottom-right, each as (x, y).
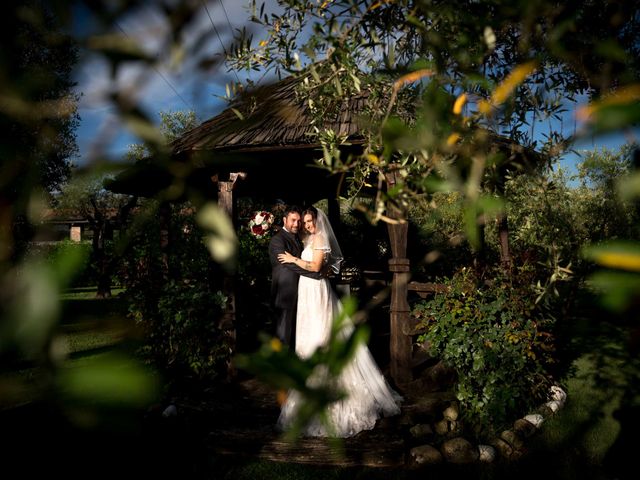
top-left (234, 296), bottom-right (369, 440)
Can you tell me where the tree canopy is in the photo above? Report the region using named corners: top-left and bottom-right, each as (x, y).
top-left (0, 0), bottom-right (80, 263)
top-left (228, 0), bottom-right (639, 236)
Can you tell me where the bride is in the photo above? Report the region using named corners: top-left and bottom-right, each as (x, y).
top-left (276, 206), bottom-right (401, 437)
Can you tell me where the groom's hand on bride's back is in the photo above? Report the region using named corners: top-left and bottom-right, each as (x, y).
top-left (320, 264), bottom-right (331, 277)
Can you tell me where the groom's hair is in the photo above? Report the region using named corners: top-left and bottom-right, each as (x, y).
top-left (284, 205), bottom-right (302, 216)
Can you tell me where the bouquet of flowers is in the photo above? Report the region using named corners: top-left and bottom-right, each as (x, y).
top-left (248, 210), bottom-right (275, 238)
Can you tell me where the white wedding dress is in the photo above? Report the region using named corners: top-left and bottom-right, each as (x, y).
top-left (277, 238), bottom-right (402, 438)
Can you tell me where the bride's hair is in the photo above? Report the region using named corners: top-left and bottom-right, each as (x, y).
top-left (299, 206), bottom-right (317, 242)
top-left (301, 205), bottom-right (343, 274)
top-left (301, 206), bottom-right (318, 224)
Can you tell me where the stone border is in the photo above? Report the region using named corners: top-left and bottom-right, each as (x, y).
top-left (408, 385), bottom-right (568, 466)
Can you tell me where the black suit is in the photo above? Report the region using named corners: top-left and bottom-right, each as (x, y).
top-left (268, 228), bottom-right (323, 349)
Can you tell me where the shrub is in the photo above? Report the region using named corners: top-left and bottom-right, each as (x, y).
top-left (235, 227), bottom-right (275, 350)
top-left (154, 280), bottom-right (228, 378)
top-left (122, 200), bottom-right (231, 383)
top-left (413, 265), bottom-right (557, 440)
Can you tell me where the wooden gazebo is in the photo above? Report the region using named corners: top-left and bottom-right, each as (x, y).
top-left (109, 72), bottom-right (545, 390)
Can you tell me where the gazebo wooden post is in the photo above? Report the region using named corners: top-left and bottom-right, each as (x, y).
top-left (384, 170), bottom-right (413, 388)
top-left (215, 172), bottom-right (246, 379)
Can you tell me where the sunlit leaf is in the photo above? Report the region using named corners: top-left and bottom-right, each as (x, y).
top-left (477, 99), bottom-right (492, 115)
top-left (9, 263), bottom-right (59, 356)
top-left (122, 113), bottom-right (165, 146)
top-left (86, 33), bottom-right (153, 62)
top-left (576, 85), bottom-right (640, 123)
top-left (483, 26), bottom-right (496, 51)
top-left (453, 93), bottom-right (467, 115)
top-left (480, 61), bottom-right (538, 116)
top-left (583, 241), bottom-right (640, 272)
top-left (231, 107), bottom-right (245, 120)
top-left (369, 0), bottom-right (396, 11)
top-left (393, 68), bottom-right (434, 90)
top-left (366, 154), bottom-right (380, 164)
top-left (446, 132), bottom-right (461, 146)
top-left (463, 203), bottom-right (480, 250)
top-left (57, 353), bottom-right (159, 408)
top-left (589, 103), bottom-right (640, 133)
top-left (594, 39), bottom-right (630, 62)
top-left (494, 62), bottom-right (538, 104)
top-left (422, 175), bottom-right (456, 193)
top-left (587, 271), bottom-right (640, 312)
top-left (196, 202), bottom-right (237, 265)
top-left (476, 195), bottom-right (505, 216)
top-left (617, 171), bottom-right (640, 200)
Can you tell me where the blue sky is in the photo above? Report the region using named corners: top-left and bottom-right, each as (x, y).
top-left (72, 0), bottom-right (250, 164)
top-left (71, 1), bottom-right (638, 173)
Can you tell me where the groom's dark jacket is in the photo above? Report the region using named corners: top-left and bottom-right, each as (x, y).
top-left (269, 228), bottom-right (323, 309)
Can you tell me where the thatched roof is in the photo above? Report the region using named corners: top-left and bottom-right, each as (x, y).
top-left (171, 74), bottom-right (369, 155)
top-left (107, 71), bottom-right (547, 201)
top-left (107, 73), bottom-right (370, 201)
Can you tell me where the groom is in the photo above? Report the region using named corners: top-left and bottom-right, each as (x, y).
top-left (268, 205), bottom-right (324, 349)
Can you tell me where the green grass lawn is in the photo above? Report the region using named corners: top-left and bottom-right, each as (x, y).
top-left (0, 289), bottom-right (132, 410)
top-left (534, 356), bottom-right (621, 461)
top-left (59, 286), bottom-right (126, 300)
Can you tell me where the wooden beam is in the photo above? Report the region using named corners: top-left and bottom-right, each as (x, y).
top-left (407, 281), bottom-right (448, 298)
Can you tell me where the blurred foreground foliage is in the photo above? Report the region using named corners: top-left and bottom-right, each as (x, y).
top-left (0, 0), bottom-right (639, 469)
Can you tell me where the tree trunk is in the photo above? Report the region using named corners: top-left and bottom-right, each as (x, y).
top-left (93, 223), bottom-right (112, 298)
top-left (159, 201), bottom-right (171, 280)
top-left (498, 213), bottom-right (512, 272)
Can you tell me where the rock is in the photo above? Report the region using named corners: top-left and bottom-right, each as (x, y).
top-left (410, 423), bottom-right (434, 439)
top-left (491, 437), bottom-right (514, 459)
top-left (441, 437), bottom-right (479, 463)
top-left (162, 404), bottom-right (177, 418)
top-left (500, 429), bottom-right (524, 451)
top-left (434, 419), bottom-right (450, 435)
top-left (443, 403), bottom-right (459, 421)
top-left (448, 420), bottom-right (462, 435)
top-left (513, 418), bottom-right (537, 438)
top-left (478, 444), bottom-right (496, 463)
top-left (545, 400), bottom-right (562, 413)
top-left (491, 434), bottom-right (524, 460)
top-left (549, 385), bottom-right (567, 407)
top-left (523, 413), bottom-right (544, 428)
top-left (410, 444), bottom-right (443, 465)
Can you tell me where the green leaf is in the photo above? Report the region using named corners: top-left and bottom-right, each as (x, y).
top-left (231, 107), bottom-right (244, 120)
top-left (617, 171), bottom-right (640, 200)
top-left (587, 271), bottom-right (640, 312)
top-left (57, 353), bottom-right (159, 408)
top-left (590, 103), bottom-right (640, 134)
top-left (582, 241), bottom-right (640, 272)
top-left (196, 202), bottom-right (238, 266)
